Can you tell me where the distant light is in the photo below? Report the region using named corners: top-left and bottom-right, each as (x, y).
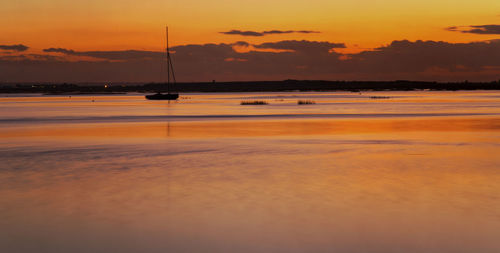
top-left (104, 84), bottom-right (109, 88)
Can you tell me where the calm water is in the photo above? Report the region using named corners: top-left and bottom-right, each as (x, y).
top-left (1, 91), bottom-right (499, 253)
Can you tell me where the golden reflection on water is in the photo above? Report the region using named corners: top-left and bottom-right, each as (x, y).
top-left (1, 117), bottom-right (499, 139)
top-left (1, 128), bottom-right (499, 252)
top-left (1, 92), bottom-right (500, 253)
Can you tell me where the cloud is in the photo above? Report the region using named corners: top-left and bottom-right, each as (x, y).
top-left (255, 40), bottom-right (345, 53)
top-left (233, 41), bottom-right (250, 47)
top-left (0, 54), bottom-right (64, 61)
top-left (220, 30), bottom-right (263, 36)
top-left (44, 47), bottom-right (163, 60)
top-left (220, 29), bottom-right (320, 36)
top-left (346, 39), bottom-right (500, 80)
top-left (262, 30), bottom-right (320, 35)
top-left (296, 30), bottom-right (320, 34)
top-left (446, 25), bottom-right (500, 34)
top-left (2, 40), bottom-right (343, 82)
top-left (3, 39), bottom-right (500, 82)
top-left (0, 44), bottom-right (29, 52)
top-left (43, 48), bottom-right (76, 54)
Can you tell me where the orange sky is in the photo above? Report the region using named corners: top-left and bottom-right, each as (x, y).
top-left (2, 0), bottom-right (500, 52)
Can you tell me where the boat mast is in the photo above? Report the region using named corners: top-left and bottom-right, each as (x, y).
top-left (165, 26), bottom-right (177, 94)
top-left (166, 26), bottom-right (170, 94)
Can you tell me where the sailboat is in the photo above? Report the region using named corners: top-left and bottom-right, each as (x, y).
top-left (146, 26), bottom-right (179, 100)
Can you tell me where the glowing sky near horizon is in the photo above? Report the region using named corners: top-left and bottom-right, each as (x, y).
top-left (2, 0), bottom-right (500, 52)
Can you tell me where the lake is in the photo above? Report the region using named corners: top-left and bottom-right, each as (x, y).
top-left (1, 91), bottom-right (499, 253)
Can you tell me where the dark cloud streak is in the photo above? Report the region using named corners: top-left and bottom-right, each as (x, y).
top-left (255, 40), bottom-right (345, 52)
top-left (220, 30), bottom-right (264, 36)
top-left (220, 29), bottom-right (320, 36)
top-left (44, 48), bottom-right (163, 60)
top-left (446, 24), bottom-right (500, 34)
top-left (43, 48), bottom-right (76, 54)
top-left (0, 44), bottom-right (29, 52)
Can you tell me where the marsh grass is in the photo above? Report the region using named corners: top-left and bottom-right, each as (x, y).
top-left (369, 96), bottom-right (390, 99)
top-left (241, 100), bottom-right (268, 105)
top-left (298, 100), bottom-right (316, 105)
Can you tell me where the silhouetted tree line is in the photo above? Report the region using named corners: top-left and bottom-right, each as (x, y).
top-left (1, 80), bottom-right (499, 94)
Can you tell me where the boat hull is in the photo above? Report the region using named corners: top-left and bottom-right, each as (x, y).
top-left (145, 93), bottom-right (179, 100)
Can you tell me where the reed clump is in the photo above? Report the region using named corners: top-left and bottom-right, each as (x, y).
top-left (369, 96), bottom-right (390, 99)
top-left (298, 100), bottom-right (316, 105)
top-left (241, 100), bottom-right (268, 105)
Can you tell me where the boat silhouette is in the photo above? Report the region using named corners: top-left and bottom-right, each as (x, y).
top-left (146, 26), bottom-right (179, 100)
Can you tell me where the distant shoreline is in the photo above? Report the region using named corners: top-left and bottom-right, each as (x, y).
top-left (1, 80), bottom-right (499, 94)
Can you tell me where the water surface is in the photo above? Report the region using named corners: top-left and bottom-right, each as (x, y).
top-left (1, 91), bottom-right (499, 253)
